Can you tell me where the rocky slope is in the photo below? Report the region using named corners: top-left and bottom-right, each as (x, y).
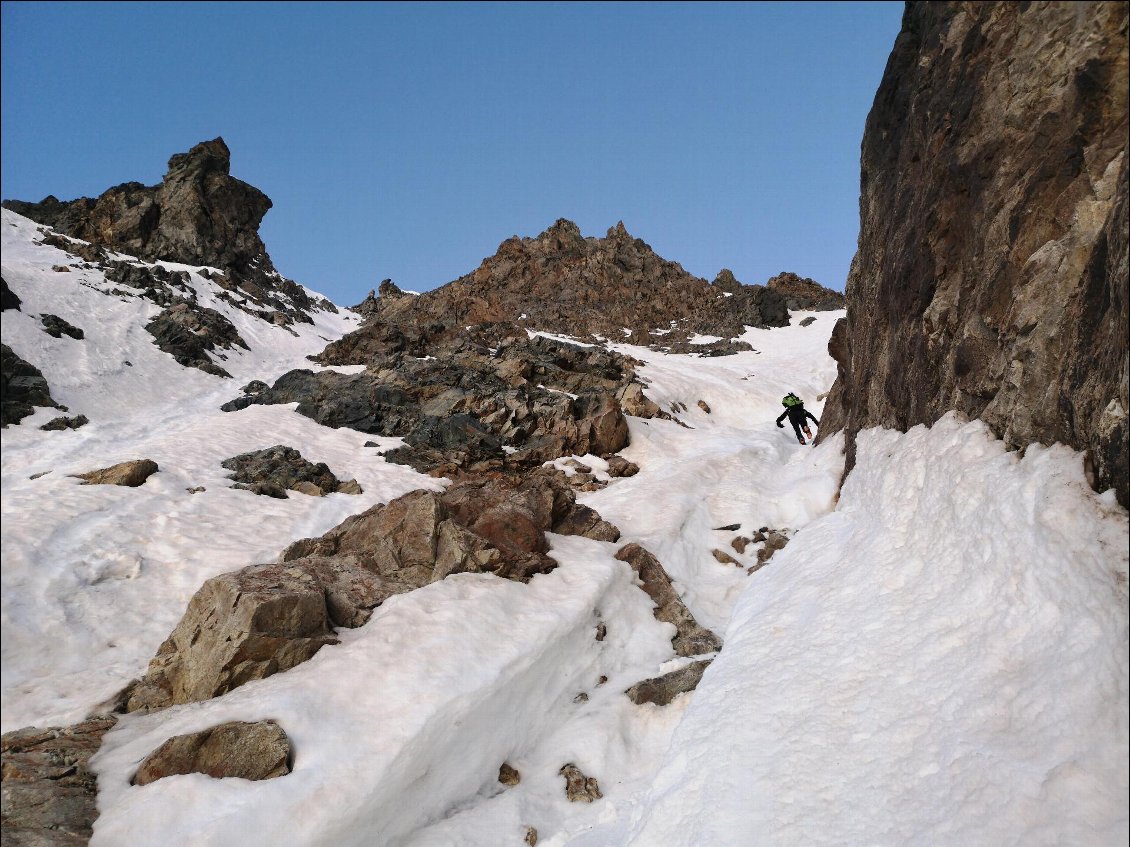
top-left (343, 218), bottom-right (792, 352)
top-left (819, 1), bottom-right (1129, 506)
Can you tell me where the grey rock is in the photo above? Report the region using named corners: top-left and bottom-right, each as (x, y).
top-left (221, 444), bottom-right (358, 497)
top-left (131, 720), bottom-right (291, 786)
top-left (40, 414), bottom-right (89, 431)
top-left (145, 300), bottom-right (247, 378)
top-left (39, 314), bottom-right (84, 340)
top-left (625, 659), bottom-right (712, 706)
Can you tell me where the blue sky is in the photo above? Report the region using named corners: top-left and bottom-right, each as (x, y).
top-left (1, 1), bottom-right (903, 305)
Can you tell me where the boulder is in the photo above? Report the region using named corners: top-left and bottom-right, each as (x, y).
top-left (123, 564), bottom-right (340, 712)
top-left (124, 474), bottom-right (621, 710)
top-left (131, 720), bottom-right (291, 785)
top-left (40, 414), bottom-right (89, 431)
top-left (558, 763), bottom-right (602, 802)
top-left (72, 459), bottom-right (158, 487)
top-left (39, 314), bottom-right (84, 340)
top-left (614, 543), bottom-right (722, 657)
top-left (625, 659), bottom-right (713, 706)
top-left (221, 445), bottom-right (359, 497)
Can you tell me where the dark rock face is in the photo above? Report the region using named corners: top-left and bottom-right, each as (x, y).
top-left (39, 313), bottom-right (85, 340)
top-left (145, 301), bottom-right (247, 378)
top-left (766, 272), bottom-right (845, 311)
top-left (1, 343), bottom-right (62, 426)
top-left (6, 139), bottom-right (271, 283)
top-left (0, 715), bottom-right (117, 846)
top-left (222, 444), bottom-right (360, 498)
top-left (131, 720), bottom-right (292, 786)
top-left (2, 275), bottom-right (22, 311)
top-left (820, 1), bottom-right (1129, 507)
top-left (225, 334), bottom-right (638, 475)
top-left (122, 471), bottom-right (620, 712)
top-left (338, 219), bottom-right (789, 350)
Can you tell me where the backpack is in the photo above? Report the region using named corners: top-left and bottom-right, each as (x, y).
top-left (782, 393), bottom-right (802, 408)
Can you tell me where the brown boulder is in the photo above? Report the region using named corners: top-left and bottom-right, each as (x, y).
top-left (72, 458), bottom-right (158, 487)
top-left (558, 763), bottom-right (602, 802)
top-left (615, 543), bottom-right (722, 657)
top-left (131, 720), bottom-right (291, 786)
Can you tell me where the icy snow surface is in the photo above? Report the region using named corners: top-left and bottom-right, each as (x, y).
top-left (2, 207), bottom-right (1127, 846)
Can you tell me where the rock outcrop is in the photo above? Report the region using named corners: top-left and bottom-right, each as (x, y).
top-left (5, 139), bottom-right (272, 284)
top-left (131, 720), bottom-right (292, 786)
top-left (1, 343), bottom-right (62, 426)
top-left (145, 301), bottom-right (248, 378)
top-left (0, 715), bottom-right (117, 846)
top-left (225, 333), bottom-right (643, 475)
top-left (1, 275), bottom-right (20, 311)
top-left (222, 445), bottom-right (361, 498)
top-left (5, 140), bottom-right (336, 327)
top-left (819, 2), bottom-right (1129, 507)
top-left (766, 272), bottom-right (845, 310)
top-left (122, 472), bottom-right (619, 712)
top-left (335, 219), bottom-right (789, 351)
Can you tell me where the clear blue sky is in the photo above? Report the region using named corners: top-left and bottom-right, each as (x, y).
top-left (1, 1), bottom-right (904, 305)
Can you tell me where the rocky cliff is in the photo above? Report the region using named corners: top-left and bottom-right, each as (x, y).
top-left (4, 139), bottom-right (271, 280)
top-left (819, 1), bottom-right (1129, 507)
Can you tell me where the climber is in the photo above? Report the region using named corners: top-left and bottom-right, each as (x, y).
top-left (776, 392), bottom-right (820, 445)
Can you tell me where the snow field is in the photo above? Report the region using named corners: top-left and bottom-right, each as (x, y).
top-left (90, 537), bottom-right (675, 847)
top-left (619, 414), bottom-right (1129, 846)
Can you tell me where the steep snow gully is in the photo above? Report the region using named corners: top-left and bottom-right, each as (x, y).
top-left (2, 207), bottom-right (1127, 845)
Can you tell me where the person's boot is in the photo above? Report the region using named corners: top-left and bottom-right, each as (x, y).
top-left (802, 425), bottom-right (813, 439)
top-left (797, 435), bottom-right (806, 445)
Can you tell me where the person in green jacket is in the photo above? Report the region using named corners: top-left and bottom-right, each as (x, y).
top-left (776, 393), bottom-right (820, 445)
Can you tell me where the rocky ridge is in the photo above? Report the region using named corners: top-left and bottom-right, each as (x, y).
top-left (3, 138), bottom-right (337, 332)
top-left (819, 1), bottom-right (1129, 507)
top-left (345, 218), bottom-right (791, 351)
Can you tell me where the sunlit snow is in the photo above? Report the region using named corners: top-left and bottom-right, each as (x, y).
top-left (2, 207), bottom-right (1126, 846)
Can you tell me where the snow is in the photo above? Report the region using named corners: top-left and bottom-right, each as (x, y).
top-left (2, 208), bottom-right (1127, 846)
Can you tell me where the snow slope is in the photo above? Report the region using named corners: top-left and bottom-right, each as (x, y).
top-left (2, 207), bottom-right (1127, 846)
